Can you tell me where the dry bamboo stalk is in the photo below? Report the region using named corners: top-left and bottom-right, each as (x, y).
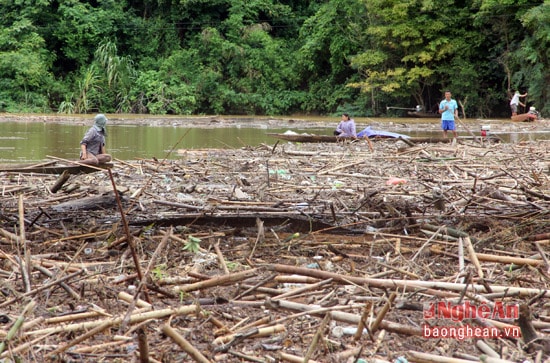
top-left (50, 319), bottom-right (113, 355)
top-left (463, 236), bottom-right (484, 279)
top-left (406, 350), bottom-right (515, 363)
top-left (137, 327), bottom-right (149, 363)
top-left (25, 305), bottom-right (198, 336)
top-left (0, 269), bottom-right (84, 308)
top-left (475, 253), bottom-right (542, 267)
top-left (272, 278), bottom-right (333, 300)
top-left (118, 291), bottom-right (153, 309)
top-left (458, 237), bottom-right (465, 283)
top-left (71, 339), bottom-right (131, 353)
top-left (233, 316), bottom-right (272, 334)
top-left (0, 227), bottom-right (23, 244)
top-left (161, 324), bottom-right (212, 363)
top-left (330, 347), bottom-right (391, 363)
top-left (266, 264), bottom-right (550, 297)
top-left (317, 160), bottom-right (366, 175)
top-left (303, 314), bottom-right (330, 362)
top-left (213, 239), bottom-right (229, 274)
top-left (274, 275), bottom-right (321, 284)
top-left (173, 268), bottom-right (259, 293)
top-left (49, 169), bottom-right (71, 193)
top-left (370, 292), bottom-right (396, 334)
top-left (18, 194), bottom-right (32, 293)
top-left (212, 324), bottom-right (286, 346)
top-left (233, 273), bottom-right (277, 300)
top-left (475, 340), bottom-right (500, 358)
top-left (0, 331), bottom-right (54, 359)
top-left (534, 241), bottom-right (550, 272)
top-left (42, 230), bottom-right (112, 245)
top-left (375, 261), bottom-right (419, 279)
top-left (107, 168), bottom-right (149, 304)
top-left (269, 299), bottom-right (421, 336)
top-left (372, 329), bottom-right (386, 356)
top-left (0, 300), bottom-right (36, 354)
top-left (354, 300), bottom-right (372, 341)
top-left (44, 310), bottom-right (108, 324)
top-left (278, 351), bottom-right (320, 363)
top-left (33, 265), bottom-right (80, 300)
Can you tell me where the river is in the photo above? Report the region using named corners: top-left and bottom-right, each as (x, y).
top-left (0, 115), bottom-right (547, 163)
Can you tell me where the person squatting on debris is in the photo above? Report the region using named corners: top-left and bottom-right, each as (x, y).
top-left (439, 91), bottom-right (458, 139)
top-left (333, 113), bottom-right (357, 137)
top-left (80, 114), bottom-right (112, 165)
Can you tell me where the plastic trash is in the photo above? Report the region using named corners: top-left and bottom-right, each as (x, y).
top-left (331, 326), bottom-right (368, 338)
top-left (386, 177), bottom-right (407, 185)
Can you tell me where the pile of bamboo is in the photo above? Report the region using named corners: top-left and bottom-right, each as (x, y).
top-left (0, 137), bottom-right (548, 362)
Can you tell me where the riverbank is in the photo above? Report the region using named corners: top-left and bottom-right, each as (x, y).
top-left (0, 135), bottom-right (548, 361)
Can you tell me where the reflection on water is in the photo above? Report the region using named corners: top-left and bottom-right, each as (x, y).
top-left (0, 120), bottom-right (547, 163)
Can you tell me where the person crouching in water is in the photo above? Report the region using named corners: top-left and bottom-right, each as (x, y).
top-left (80, 114), bottom-right (112, 165)
top-left (333, 113), bottom-right (357, 137)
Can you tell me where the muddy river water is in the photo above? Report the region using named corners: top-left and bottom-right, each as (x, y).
top-left (0, 115), bottom-right (548, 163)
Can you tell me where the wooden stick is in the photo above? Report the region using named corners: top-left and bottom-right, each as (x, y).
top-left (407, 350), bottom-right (514, 363)
top-left (278, 351), bottom-right (320, 363)
top-left (25, 306), bottom-right (198, 336)
top-left (354, 300), bottom-right (372, 341)
top-left (173, 268), bottom-right (259, 293)
top-left (458, 237), bottom-right (465, 283)
top-left (475, 340), bottom-right (500, 358)
top-left (0, 269), bottom-right (84, 308)
top-left (161, 324), bottom-right (211, 363)
top-left (34, 265), bottom-right (80, 301)
top-left (18, 194), bottom-right (31, 293)
top-left (463, 236), bottom-right (484, 279)
top-left (50, 319), bottom-right (113, 355)
top-left (266, 264), bottom-right (550, 297)
top-left (118, 291), bottom-right (153, 310)
top-left (370, 292), bottom-right (396, 334)
top-left (212, 324), bottom-right (286, 346)
top-left (0, 300), bottom-right (36, 354)
top-left (303, 314), bottom-right (330, 362)
top-left (268, 299), bottom-right (421, 336)
top-left (49, 169), bottom-right (71, 193)
top-left (214, 238), bottom-right (230, 275)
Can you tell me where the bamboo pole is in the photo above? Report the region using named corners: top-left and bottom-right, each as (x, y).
top-left (406, 350), bottom-right (514, 363)
top-left (212, 324), bottom-right (286, 346)
top-left (303, 314), bottom-right (330, 362)
top-left (266, 264), bottom-right (550, 297)
top-left (25, 306), bottom-right (198, 336)
top-left (161, 324), bottom-right (212, 363)
top-left (173, 268), bottom-right (259, 293)
top-left (463, 236), bottom-right (484, 279)
top-left (0, 300), bottom-right (36, 354)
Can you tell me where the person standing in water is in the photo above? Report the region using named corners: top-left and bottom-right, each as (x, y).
top-left (438, 91), bottom-right (459, 139)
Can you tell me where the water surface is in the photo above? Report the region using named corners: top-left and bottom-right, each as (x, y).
top-left (0, 117), bottom-right (547, 163)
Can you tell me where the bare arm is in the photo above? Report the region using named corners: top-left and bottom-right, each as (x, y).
top-left (80, 144), bottom-right (87, 160)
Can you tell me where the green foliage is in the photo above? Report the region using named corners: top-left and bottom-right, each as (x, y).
top-left (152, 264), bottom-right (167, 280)
top-left (0, 0), bottom-right (547, 116)
top-left (183, 235), bottom-right (201, 253)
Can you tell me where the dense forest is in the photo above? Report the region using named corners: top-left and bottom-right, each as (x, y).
top-left (1, 0), bottom-right (548, 118)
